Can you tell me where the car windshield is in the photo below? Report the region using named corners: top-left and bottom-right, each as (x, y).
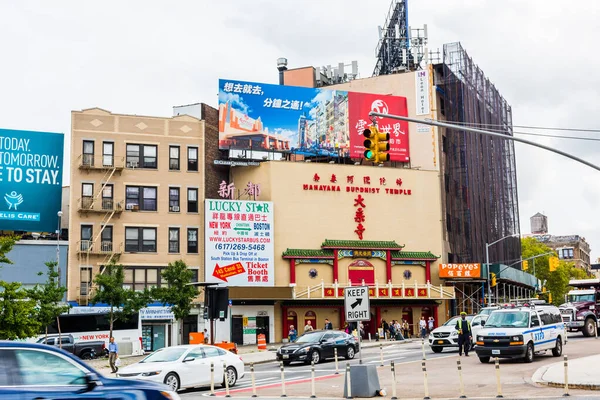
top-left (443, 316), bottom-right (472, 326)
top-left (568, 294), bottom-right (595, 302)
top-left (479, 308), bottom-right (496, 316)
top-left (295, 332), bottom-right (324, 343)
top-left (484, 311), bottom-right (529, 328)
top-left (140, 347), bottom-right (187, 363)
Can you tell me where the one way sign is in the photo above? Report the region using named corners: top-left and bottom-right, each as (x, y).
top-left (344, 286), bottom-right (370, 322)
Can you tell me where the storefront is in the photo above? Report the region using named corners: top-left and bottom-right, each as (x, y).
top-left (214, 303), bottom-right (276, 345)
top-left (139, 307), bottom-right (175, 352)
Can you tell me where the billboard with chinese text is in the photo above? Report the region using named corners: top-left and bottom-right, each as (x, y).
top-left (0, 128), bottom-right (64, 232)
top-left (218, 79), bottom-right (410, 161)
top-left (439, 263), bottom-right (481, 279)
top-left (205, 199), bottom-right (274, 286)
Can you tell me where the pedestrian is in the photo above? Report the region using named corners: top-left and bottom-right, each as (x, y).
top-left (288, 325), bottom-right (297, 342)
top-left (428, 317), bottom-right (435, 333)
top-left (359, 322), bottom-right (365, 338)
top-left (455, 312), bottom-right (472, 356)
top-left (203, 328), bottom-right (210, 344)
top-left (108, 336), bottom-right (119, 373)
top-left (419, 316), bottom-right (427, 339)
top-left (343, 322), bottom-right (350, 334)
top-left (402, 320), bottom-right (410, 338)
top-left (304, 320), bottom-right (314, 333)
top-left (324, 318), bottom-right (333, 330)
top-left (381, 319), bottom-right (389, 340)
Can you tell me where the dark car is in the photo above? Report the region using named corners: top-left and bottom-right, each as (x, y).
top-left (0, 341), bottom-right (180, 400)
top-left (276, 330), bottom-right (359, 365)
top-left (36, 334), bottom-right (107, 360)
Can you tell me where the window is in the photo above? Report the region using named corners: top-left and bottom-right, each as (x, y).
top-left (83, 140), bottom-right (94, 166)
top-left (125, 227), bottom-right (157, 252)
top-left (102, 184), bottom-right (113, 210)
top-left (103, 141), bottom-right (114, 167)
top-left (169, 188), bottom-right (180, 212)
top-left (81, 183), bottom-right (93, 209)
top-left (187, 228), bottom-right (198, 253)
top-left (187, 188), bottom-right (198, 213)
top-left (80, 225), bottom-right (92, 251)
top-left (203, 347), bottom-right (220, 358)
top-left (14, 349), bottom-right (87, 386)
top-left (540, 312), bottom-right (552, 326)
top-left (80, 268), bottom-right (92, 296)
top-left (187, 347), bottom-right (206, 360)
top-left (124, 267), bottom-right (161, 291)
top-left (561, 248), bottom-right (574, 259)
top-left (188, 147), bottom-right (198, 171)
top-left (101, 226), bottom-right (113, 252)
top-left (169, 228), bottom-right (180, 253)
top-left (170, 146), bottom-right (180, 170)
top-left (531, 313), bottom-right (540, 328)
top-left (126, 186), bottom-right (157, 211)
top-left (126, 144), bottom-right (157, 169)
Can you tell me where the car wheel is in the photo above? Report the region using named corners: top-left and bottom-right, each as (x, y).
top-left (307, 350), bottom-right (320, 364)
top-left (583, 318), bottom-right (596, 337)
top-left (222, 366), bottom-right (237, 387)
top-left (79, 352), bottom-right (93, 360)
top-left (164, 372), bottom-right (180, 391)
top-left (431, 346), bottom-right (442, 353)
top-left (552, 337), bottom-right (563, 357)
top-left (345, 346), bottom-right (355, 360)
top-left (524, 342), bottom-right (534, 363)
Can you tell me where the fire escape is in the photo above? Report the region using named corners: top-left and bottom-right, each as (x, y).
top-left (76, 153), bottom-right (125, 305)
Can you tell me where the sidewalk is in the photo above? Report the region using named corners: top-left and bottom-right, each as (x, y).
top-left (533, 354), bottom-right (600, 390)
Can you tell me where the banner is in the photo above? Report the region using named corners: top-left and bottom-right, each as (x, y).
top-left (0, 129), bottom-right (64, 232)
top-left (205, 199), bottom-right (274, 286)
top-left (218, 79), bottom-right (410, 161)
top-left (439, 263), bottom-right (481, 278)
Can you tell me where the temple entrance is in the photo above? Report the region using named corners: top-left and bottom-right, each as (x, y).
top-left (348, 260), bottom-right (375, 285)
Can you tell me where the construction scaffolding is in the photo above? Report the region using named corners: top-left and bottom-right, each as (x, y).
top-left (436, 42), bottom-right (521, 266)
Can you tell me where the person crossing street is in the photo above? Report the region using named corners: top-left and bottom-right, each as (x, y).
top-left (455, 312), bottom-right (472, 356)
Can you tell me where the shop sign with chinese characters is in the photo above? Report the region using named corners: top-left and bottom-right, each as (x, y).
top-left (204, 199), bottom-right (274, 287)
top-left (218, 180), bottom-right (262, 200)
top-left (303, 173), bottom-right (412, 196)
top-left (438, 263), bottom-right (481, 279)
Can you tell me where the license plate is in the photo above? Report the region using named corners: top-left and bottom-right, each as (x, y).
top-left (282, 354), bottom-right (289, 359)
top-left (492, 350), bottom-right (500, 355)
top-left (437, 340), bottom-right (444, 344)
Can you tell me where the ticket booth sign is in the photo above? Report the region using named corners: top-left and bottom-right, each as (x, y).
top-left (439, 263), bottom-right (481, 278)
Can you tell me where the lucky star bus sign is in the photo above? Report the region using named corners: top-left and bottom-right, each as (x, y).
top-left (205, 199), bottom-right (275, 286)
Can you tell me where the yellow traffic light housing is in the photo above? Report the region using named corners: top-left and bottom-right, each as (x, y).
top-left (549, 256), bottom-right (559, 272)
top-left (490, 272), bottom-right (497, 288)
top-left (363, 126), bottom-right (390, 163)
top-left (522, 260), bottom-right (528, 271)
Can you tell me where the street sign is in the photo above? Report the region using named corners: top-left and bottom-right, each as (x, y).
top-left (344, 286), bottom-right (370, 322)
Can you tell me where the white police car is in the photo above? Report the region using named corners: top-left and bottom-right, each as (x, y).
top-left (474, 304), bottom-right (566, 363)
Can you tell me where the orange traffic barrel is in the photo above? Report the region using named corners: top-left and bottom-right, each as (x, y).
top-left (257, 334), bottom-right (267, 351)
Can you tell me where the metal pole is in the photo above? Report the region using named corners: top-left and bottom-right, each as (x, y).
top-left (223, 361), bottom-right (230, 398)
top-left (563, 355), bottom-right (570, 397)
top-left (251, 363), bottom-right (257, 398)
top-left (280, 361), bottom-right (287, 397)
top-left (379, 342), bottom-right (384, 366)
top-left (422, 357), bottom-right (430, 400)
top-left (486, 243), bottom-right (491, 306)
top-left (457, 359), bottom-right (466, 398)
top-left (334, 347), bottom-right (340, 374)
top-left (345, 363), bottom-right (352, 399)
top-left (358, 327), bottom-right (363, 364)
top-left (310, 361), bottom-right (317, 398)
top-left (209, 361), bottom-right (215, 396)
top-left (391, 361), bottom-right (398, 400)
top-left (495, 357), bottom-right (503, 398)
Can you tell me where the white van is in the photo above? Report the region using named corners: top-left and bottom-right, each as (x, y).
top-left (474, 304), bottom-right (566, 363)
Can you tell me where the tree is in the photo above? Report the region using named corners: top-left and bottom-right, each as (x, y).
top-left (92, 262), bottom-right (151, 338)
top-left (153, 260), bottom-right (198, 344)
top-left (29, 261), bottom-right (69, 344)
top-left (0, 235), bottom-right (18, 265)
top-left (0, 281), bottom-right (40, 339)
top-left (521, 237), bottom-right (589, 305)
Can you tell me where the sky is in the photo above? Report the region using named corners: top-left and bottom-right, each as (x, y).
top-left (1, 0), bottom-right (599, 260)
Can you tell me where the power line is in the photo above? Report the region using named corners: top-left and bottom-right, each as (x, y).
top-left (446, 120), bottom-right (600, 134)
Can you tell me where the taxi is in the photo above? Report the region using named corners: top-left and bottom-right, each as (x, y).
top-left (474, 303), bottom-right (566, 363)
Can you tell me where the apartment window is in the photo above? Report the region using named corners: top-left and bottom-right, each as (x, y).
top-left (187, 228), bottom-right (198, 253)
top-left (81, 183), bottom-right (93, 209)
top-left (83, 141), bottom-right (94, 167)
top-left (126, 144), bottom-right (157, 169)
top-left (125, 186), bottom-right (157, 211)
top-left (124, 267), bottom-right (161, 291)
top-left (169, 146), bottom-right (180, 170)
top-left (80, 268), bottom-right (92, 296)
top-left (125, 227), bottom-right (157, 253)
top-left (169, 188), bottom-right (180, 212)
top-left (102, 184), bottom-right (113, 210)
top-left (187, 188), bottom-right (198, 213)
top-left (561, 248), bottom-right (574, 259)
top-left (188, 147), bottom-right (198, 171)
top-left (169, 228), bottom-right (180, 253)
top-left (80, 225), bottom-right (93, 251)
top-left (103, 142), bottom-right (114, 167)
top-left (100, 226), bottom-right (113, 252)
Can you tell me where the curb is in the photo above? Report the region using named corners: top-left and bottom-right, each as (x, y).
top-left (532, 362), bottom-right (600, 391)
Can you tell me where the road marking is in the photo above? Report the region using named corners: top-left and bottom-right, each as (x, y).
top-left (368, 356), bottom-right (406, 364)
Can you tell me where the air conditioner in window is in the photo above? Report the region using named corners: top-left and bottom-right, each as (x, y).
top-left (126, 204), bottom-right (135, 210)
top-left (170, 206), bottom-right (180, 212)
top-left (128, 161), bottom-right (138, 169)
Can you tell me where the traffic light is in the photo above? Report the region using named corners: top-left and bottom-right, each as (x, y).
top-left (549, 256), bottom-right (559, 272)
top-left (490, 272), bottom-right (497, 288)
top-left (363, 125), bottom-right (390, 163)
top-left (548, 293), bottom-right (553, 304)
top-left (522, 260), bottom-right (529, 271)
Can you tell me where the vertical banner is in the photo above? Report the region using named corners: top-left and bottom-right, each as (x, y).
top-left (0, 128), bottom-right (64, 232)
top-left (205, 199), bottom-right (274, 286)
top-left (348, 92), bottom-right (410, 162)
top-left (415, 70), bottom-right (430, 115)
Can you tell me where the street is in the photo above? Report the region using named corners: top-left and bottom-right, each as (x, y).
top-left (178, 333), bottom-right (600, 399)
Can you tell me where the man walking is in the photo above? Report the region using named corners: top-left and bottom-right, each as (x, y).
top-left (455, 312), bottom-right (472, 356)
top-left (324, 318), bottom-right (333, 330)
top-left (108, 337), bottom-right (119, 373)
top-left (419, 316), bottom-right (427, 339)
top-left (304, 320), bottom-right (314, 333)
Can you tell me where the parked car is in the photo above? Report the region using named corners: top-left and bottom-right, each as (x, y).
top-left (477, 306), bottom-right (501, 317)
top-left (36, 334), bottom-right (106, 360)
top-left (0, 341), bottom-right (179, 399)
top-left (117, 344), bottom-right (244, 392)
top-left (276, 330), bottom-right (359, 365)
top-left (428, 314), bottom-right (487, 353)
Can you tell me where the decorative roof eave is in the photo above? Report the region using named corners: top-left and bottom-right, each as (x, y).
top-left (390, 251), bottom-right (439, 261)
top-left (320, 239), bottom-right (405, 251)
top-left (282, 249), bottom-right (335, 259)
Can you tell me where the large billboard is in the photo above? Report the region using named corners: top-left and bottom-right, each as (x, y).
top-left (218, 79), bottom-right (410, 161)
top-left (0, 129), bottom-right (64, 232)
top-left (205, 199), bottom-right (274, 287)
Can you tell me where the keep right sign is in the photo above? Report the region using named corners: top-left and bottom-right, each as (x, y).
top-left (344, 286), bottom-right (370, 322)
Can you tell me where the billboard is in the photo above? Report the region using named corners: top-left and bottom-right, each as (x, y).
top-left (205, 199), bottom-right (274, 287)
top-left (218, 79), bottom-right (410, 161)
top-left (0, 129), bottom-right (64, 232)
top-left (439, 263), bottom-right (481, 279)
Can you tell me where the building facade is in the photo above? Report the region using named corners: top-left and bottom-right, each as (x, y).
top-left (528, 234), bottom-right (591, 272)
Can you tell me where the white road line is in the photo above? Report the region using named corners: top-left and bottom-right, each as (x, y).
top-left (368, 356), bottom-right (406, 364)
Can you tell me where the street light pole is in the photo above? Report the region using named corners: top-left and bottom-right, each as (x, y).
top-left (485, 233), bottom-right (521, 306)
top-left (57, 211), bottom-right (63, 279)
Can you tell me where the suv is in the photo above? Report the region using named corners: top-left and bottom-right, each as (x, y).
top-left (559, 279), bottom-right (600, 337)
top-left (474, 304), bottom-right (566, 363)
top-left (428, 314), bottom-right (487, 353)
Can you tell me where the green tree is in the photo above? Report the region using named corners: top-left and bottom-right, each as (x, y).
top-left (152, 260), bottom-right (198, 343)
top-left (0, 235), bottom-right (18, 265)
top-left (92, 262), bottom-right (151, 338)
top-left (521, 237), bottom-right (588, 305)
top-left (29, 261), bottom-right (70, 344)
top-left (0, 281), bottom-right (41, 339)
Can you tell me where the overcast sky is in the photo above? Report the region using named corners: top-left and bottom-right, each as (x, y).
top-left (2, 0), bottom-right (599, 260)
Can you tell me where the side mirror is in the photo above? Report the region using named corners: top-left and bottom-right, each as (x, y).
top-left (84, 373), bottom-right (102, 392)
top-left (183, 357), bottom-right (195, 363)
top-left (481, 320), bottom-right (485, 327)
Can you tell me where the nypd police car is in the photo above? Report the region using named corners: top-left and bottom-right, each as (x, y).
top-left (474, 304), bottom-right (566, 363)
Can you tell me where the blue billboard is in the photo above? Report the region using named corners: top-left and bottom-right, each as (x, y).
top-left (0, 128), bottom-right (64, 233)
